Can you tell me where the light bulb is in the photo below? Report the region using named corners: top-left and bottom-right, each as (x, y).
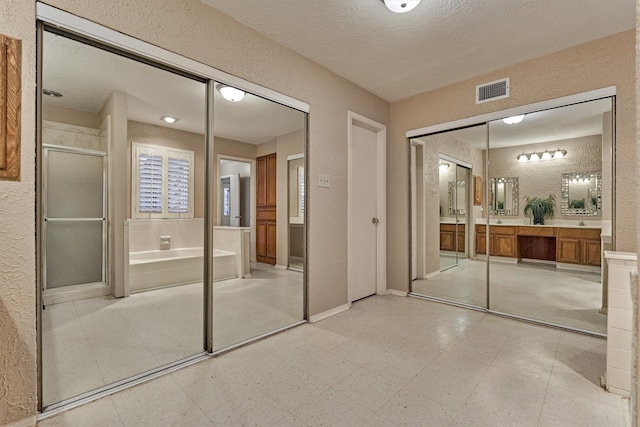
top-left (541, 151), bottom-right (552, 160)
top-left (529, 152), bottom-right (540, 161)
top-left (554, 149), bottom-right (564, 159)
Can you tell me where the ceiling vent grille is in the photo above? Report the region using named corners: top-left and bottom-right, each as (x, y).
top-left (476, 78), bottom-right (510, 104)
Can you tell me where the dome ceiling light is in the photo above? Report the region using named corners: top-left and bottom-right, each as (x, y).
top-left (217, 84), bottom-right (246, 102)
top-left (382, 0), bottom-right (421, 13)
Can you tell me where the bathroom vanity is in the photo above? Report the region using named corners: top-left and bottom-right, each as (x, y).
top-left (475, 224), bottom-right (602, 267)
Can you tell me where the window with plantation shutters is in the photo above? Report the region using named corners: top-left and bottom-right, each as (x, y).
top-left (132, 143), bottom-right (194, 219)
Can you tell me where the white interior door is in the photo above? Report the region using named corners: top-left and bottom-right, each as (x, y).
top-left (229, 173), bottom-right (240, 227)
top-left (348, 115), bottom-right (386, 302)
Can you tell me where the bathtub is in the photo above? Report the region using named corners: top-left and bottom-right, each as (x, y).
top-left (127, 247), bottom-right (238, 293)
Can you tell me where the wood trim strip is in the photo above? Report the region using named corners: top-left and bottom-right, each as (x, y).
top-left (0, 34), bottom-right (21, 181)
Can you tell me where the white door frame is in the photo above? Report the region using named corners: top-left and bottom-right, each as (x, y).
top-left (347, 111), bottom-right (387, 301)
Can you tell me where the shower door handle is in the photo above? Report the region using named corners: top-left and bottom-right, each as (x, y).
top-left (372, 218), bottom-right (379, 224)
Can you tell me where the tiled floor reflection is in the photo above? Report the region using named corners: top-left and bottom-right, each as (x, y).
top-left (39, 295), bottom-right (630, 426)
top-left (413, 260), bottom-right (606, 334)
top-left (42, 263), bottom-right (303, 407)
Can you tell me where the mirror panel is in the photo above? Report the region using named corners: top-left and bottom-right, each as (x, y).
top-left (487, 98), bottom-right (612, 335)
top-left (489, 177), bottom-right (518, 215)
top-left (410, 124), bottom-right (487, 308)
top-left (212, 84), bottom-right (306, 351)
top-left (41, 29), bottom-right (206, 406)
top-left (561, 171), bottom-right (602, 215)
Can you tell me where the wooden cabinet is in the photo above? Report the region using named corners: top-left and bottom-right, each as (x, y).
top-left (475, 224), bottom-right (602, 267)
top-left (475, 225), bottom-right (516, 257)
top-left (439, 224), bottom-right (465, 252)
top-left (256, 153), bottom-right (277, 264)
top-left (556, 228), bottom-right (601, 266)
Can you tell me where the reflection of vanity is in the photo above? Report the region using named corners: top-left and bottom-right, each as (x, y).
top-left (475, 225), bottom-right (601, 266)
top-left (439, 223), bottom-right (465, 252)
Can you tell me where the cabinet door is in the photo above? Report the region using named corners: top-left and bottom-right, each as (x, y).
top-left (582, 239), bottom-right (602, 266)
top-left (256, 156), bottom-right (267, 207)
top-left (457, 231), bottom-right (465, 253)
top-left (476, 233), bottom-right (488, 254)
top-left (267, 221), bottom-right (277, 261)
top-left (557, 237), bottom-right (581, 264)
top-left (494, 235), bottom-right (516, 257)
top-left (267, 154), bottom-right (277, 207)
top-left (257, 221), bottom-right (267, 259)
top-left (440, 230), bottom-right (455, 251)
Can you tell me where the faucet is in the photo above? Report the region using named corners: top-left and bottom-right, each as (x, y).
top-left (578, 219), bottom-right (585, 226)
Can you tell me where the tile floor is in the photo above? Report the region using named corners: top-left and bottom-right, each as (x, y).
top-left (413, 259), bottom-right (606, 334)
top-left (39, 295), bottom-right (630, 426)
top-left (42, 263), bottom-right (303, 406)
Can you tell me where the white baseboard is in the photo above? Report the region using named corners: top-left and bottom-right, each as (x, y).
top-left (425, 270), bottom-right (440, 279)
top-left (274, 264), bottom-right (287, 270)
top-left (387, 289), bottom-right (408, 297)
top-left (309, 302), bottom-right (351, 323)
top-left (8, 416), bottom-right (36, 427)
top-left (43, 282), bottom-right (110, 306)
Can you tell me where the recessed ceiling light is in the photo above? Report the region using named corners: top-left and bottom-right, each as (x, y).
top-left (216, 84), bottom-right (245, 102)
top-left (161, 115), bottom-right (179, 124)
top-left (43, 89), bottom-right (63, 97)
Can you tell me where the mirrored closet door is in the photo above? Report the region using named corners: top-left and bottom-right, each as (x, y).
top-left (211, 85), bottom-right (306, 351)
top-left (40, 27), bottom-right (207, 408)
top-left (487, 98), bottom-right (613, 335)
top-left (410, 124), bottom-right (487, 308)
top-left (409, 97), bottom-right (614, 336)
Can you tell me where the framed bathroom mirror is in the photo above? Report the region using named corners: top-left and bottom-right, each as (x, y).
top-left (489, 177), bottom-right (519, 215)
top-left (448, 180), bottom-right (466, 215)
top-left (561, 171), bottom-right (602, 215)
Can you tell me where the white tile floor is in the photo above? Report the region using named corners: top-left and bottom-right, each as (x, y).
top-left (42, 263), bottom-right (303, 406)
top-left (39, 295), bottom-right (630, 426)
top-left (413, 259), bottom-right (606, 334)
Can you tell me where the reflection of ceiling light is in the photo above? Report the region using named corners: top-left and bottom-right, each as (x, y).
top-left (382, 0), bottom-right (421, 13)
top-left (502, 114), bottom-right (525, 124)
top-left (217, 84), bottom-right (245, 102)
top-left (161, 115), bottom-right (179, 124)
top-left (439, 162), bottom-right (449, 170)
top-left (43, 89), bottom-right (63, 97)
top-left (516, 148), bottom-right (567, 162)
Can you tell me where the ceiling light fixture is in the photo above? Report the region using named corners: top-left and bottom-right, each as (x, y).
top-left (43, 89), bottom-right (63, 97)
top-left (502, 114), bottom-right (525, 125)
top-left (382, 0), bottom-right (421, 13)
top-left (439, 162), bottom-right (450, 170)
top-left (161, 115), bottom-right (179, 124)
top-left (216, 84), bottom-right (245, 102)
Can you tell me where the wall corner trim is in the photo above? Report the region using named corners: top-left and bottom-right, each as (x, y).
top-left (309, 302), bottom-right (351, 323)
top-left (387, 289), bottom-right (408, 297)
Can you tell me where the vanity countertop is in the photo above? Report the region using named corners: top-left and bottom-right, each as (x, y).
top-left (484, 223), bottom-right (602, 229)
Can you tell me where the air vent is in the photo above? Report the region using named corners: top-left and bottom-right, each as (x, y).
top-left (476, 78), bottom-right (510, 104)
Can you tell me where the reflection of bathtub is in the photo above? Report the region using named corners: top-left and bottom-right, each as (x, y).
top-left (127, 248), bottom-right (238, 293)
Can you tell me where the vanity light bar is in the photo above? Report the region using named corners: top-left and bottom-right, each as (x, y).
top-left (516, 149), bottom-right (566, 162)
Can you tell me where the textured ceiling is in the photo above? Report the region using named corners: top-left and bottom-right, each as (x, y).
top-left (43, 31), bottom-right (304, 144)
top-left (201, 0), bottom-right (635, 102)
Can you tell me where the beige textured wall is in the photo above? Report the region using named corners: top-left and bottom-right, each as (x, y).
top-left (487, 135), bottom-right (603, 220)
top-left (128, 121), bottom-right (206, 218)
top-left (389, 30), bottom-right (636, 292)
top-left (42, 104), bottom-right (100, 129)
top-left (0, 1), bottom-right (37, 425)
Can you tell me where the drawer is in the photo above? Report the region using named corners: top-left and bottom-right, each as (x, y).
top-left (516, 226), bottom-right (555, 237)
top-left (556, 227), bottom-right (601, 239)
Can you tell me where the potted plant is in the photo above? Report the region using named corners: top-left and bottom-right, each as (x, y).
top-left (523, 194), bottom-right (556, 225)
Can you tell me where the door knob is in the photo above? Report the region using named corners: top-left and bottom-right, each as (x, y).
top-left (372, 218), bottom-right (379, 224)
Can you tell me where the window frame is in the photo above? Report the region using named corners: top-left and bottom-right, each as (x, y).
top-left (131, 142), bottom-right (195, 219)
